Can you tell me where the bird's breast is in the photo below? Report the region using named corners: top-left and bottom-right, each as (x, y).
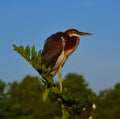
top-left (64, 37), bottom-right (80, 57)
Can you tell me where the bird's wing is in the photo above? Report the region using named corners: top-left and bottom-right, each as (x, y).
top-left (42, 32), bottom-right (65, 68)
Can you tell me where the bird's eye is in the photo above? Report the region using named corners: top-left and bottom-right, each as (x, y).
top-left (73, 30), bottom-right (77, 34)
top-left (73, 31), bottom-right (76, 34)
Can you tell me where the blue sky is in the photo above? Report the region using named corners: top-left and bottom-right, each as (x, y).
top-left (0, 0), bottom-right (120, 93)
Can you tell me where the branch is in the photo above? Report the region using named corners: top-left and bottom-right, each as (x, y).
top-left (13, 45), bottom-right (96, 119)
top-left (13, 45), bottom-right (54, 86)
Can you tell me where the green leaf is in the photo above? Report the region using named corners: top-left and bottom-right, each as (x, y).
top-left (42, 88), bottom-right (50, 102)
top-left (61, 105), bottom-right (69, 119)
top-left (38, 50), bottom-right (42, 57)
top-left (12, 44), bottom-right (18, 50)
top-left (25, 46), bottom-right (30, 60)
top-left (31, 45), bottom-right (37, 61)
top-left (51, 87), bottom-right (59, 94)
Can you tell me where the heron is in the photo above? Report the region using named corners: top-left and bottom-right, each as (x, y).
top-left (41, 28), bottom-right (92, 93)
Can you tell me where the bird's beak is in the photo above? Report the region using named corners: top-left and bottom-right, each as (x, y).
top-left (77, 31), bottom-right (92, 36)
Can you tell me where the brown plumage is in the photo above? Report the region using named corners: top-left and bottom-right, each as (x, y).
top-left (41, 28), bottom-right (92, 77)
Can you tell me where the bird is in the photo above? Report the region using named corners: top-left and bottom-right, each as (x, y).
top-left (41, 28), bottom-right (92, 92)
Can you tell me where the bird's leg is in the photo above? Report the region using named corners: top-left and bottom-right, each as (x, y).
top-left (58, 65), bottom-right (62, 93)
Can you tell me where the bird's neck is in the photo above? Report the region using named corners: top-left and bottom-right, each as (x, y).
top-left (64, 37), bottom-right (80, 56)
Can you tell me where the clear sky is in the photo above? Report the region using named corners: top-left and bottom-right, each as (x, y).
top-left (0, 0), bottom-right (120, 93)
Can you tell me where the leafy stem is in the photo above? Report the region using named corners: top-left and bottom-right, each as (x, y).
top-left (13, 45), bottom-right (96, 119)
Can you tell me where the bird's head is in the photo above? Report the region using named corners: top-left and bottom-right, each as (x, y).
top-left (65, 28), bottom-right (92, 37)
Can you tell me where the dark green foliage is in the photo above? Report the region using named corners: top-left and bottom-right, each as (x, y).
top-left (62, 73), bottom-right (96, 118)
top-left (0, 76), bottom-right (58, 119)
top-left (96, 83), bottom-right (120, 119)
top-left (0, 80), bottom-right (6, 95)
top-left (0, 74), bottom-right (96, 119)
top-left (0, 75), bottom-right (120, 119)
